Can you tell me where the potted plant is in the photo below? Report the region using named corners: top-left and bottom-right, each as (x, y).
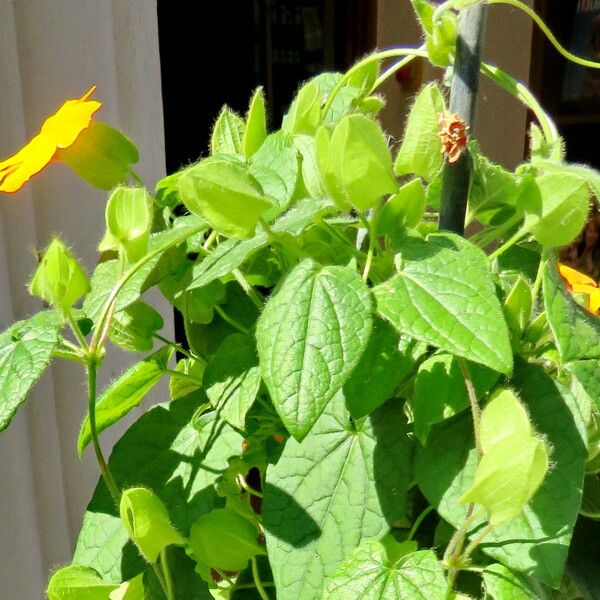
top-left (1, 1), bottom-right (599, 598)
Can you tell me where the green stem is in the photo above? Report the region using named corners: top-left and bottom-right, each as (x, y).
top-left (160, 548), bottom-right (175, 600)
top-left (214, 305), bottom-right (251, 335)
top-left (407, 505), bottom-right (435, 541)
top-left (369, 48), bottom-right (428, 92)
top-left (362, 204), bottom-right (381, 282)
top-left (214, 568), bottom-right (235, 586)
top-left (86, 360), bottom-right (120, 506)
top-left (128, 168), bottom-right (144, 187)
top-left (237, 474), bottom-right (264, 498)
top-left (203, 229), bottom-right (219, 251)
top-left (457, 358), bottom-right (482, 459)
top-left (531, 253), bottom-right (547, 312)
top-left (232, 582), bottom-right (276, 591)
top-left (252, 556), bottom-right (270, 600)
top-left (232, 268), bottom-right (264, 309)
top-left (153, 333), bottom-right (200, 361)
top-left (461, 522), bottom-right (494, 562)
top-left (53, 349), bottom-right (87, 364)
top-left (151, 563), bottom-right (168, 597)
top-left (163, 369), bottom-right (203, 385)
top-left (488, 0), bottom-right (600, 70)
top-left (487, 225), bottom-right (527, 262)
top-left (66, 311), bottom-right (89, 353)
top-left (322, 47), bottom-right (430, 118)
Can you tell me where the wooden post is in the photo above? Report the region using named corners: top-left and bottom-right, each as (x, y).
top-left (438, 3), bottom-right (488, 235)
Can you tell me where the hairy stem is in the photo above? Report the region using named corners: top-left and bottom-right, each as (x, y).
top-left (461, 522), bottom-right (494, 561)
top-left (457, 358), bottom-right (483, 459)
top-left (407, 505), bottom-right (435, 541)
top-left (214, 305), bottom-right (251, 335)
top-left (160, 548), bottom-right (176, 600)
top-left (489, 0), bottom-right (600, 70)
top-left (252, 556), bottom-right (270, 600)
top-left (86, 360), bottom-right (120, 506)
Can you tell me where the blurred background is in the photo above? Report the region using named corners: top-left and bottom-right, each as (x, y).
top-left (0, 0), bottom-right (595, 596)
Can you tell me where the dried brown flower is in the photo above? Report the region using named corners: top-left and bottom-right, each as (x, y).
top-left (438, 111), bottom-right (469, 163)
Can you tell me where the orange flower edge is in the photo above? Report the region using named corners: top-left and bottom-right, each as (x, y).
top-left (558, 262), bottom-right (600, 316)
top-left (438, 111), bottom-right (469, 164)
top-left (0, 86), bottom-right (101, 193)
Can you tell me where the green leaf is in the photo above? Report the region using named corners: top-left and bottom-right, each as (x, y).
top-left (263, 394), bottom-right (412, 600)
top-left (187, 197), bottom-right (331, 291)
top-left (29, 238), bottom-right (90, 314)
top-left (211, 107), bottom-right (245, 155)
top-left (108, 574), bottom-right (144, 600)
top-left (565, 517), bottom-right (600, 600)
top-left (347, 60), bottom-right (380, 94)
top-left (104, 187), bottom-right (152, 263)
top-left (77, 347), bottom-right (171, 456)
top-left (178, 160), bottom-right (271, 239)
top-left (411, 0), bottom-right (435, 34)
top-left (503, 276), bottom-right (533, 338)
top-left (47, 565), bottom-right (118, 600)
top-left (188, 508), bottom-right (265, 572)
top-left (109, 301), bottom-right (163, 352)
top-left (169, 358), bottom-right (204, 401)
top-left (204, 333), bottom-right (261, 429)
top-left (84, 223), bottom-right (202, 323)
top-left (569, 360), bottom-right (600, 412)
top-left (317, 114), bottom-right (397, 210)
top-left (119, 487), bottom-right (185, 563)
top-left (426, 10), bottom-right (458, 67)
top-left (282, 79), bottom-right (322, 135)
top-left (379, 178), bottom-right (426, 233)
top-left (250, 131), bottom-right (299, 219)
top-left (543, 259), bottom-right (600, 361)
top-left (394, 83), bottom-right (445, 181)
top-left (243, 87), bottom-right (267, 158)
top-left (528, 173), bottom-right (589, 247)
top-left (373, 233), bottom-right (512, 374)
top-left (256, 259), bottom-right (372, 440)
top-left (415, 360), bottom-right (587, 587)
top-left (74, 395), bottom-right (243, 582)
top-left (293, 134), bottom-right (328, 198)
top-left (460, 389), bottom-right (550, 526)
top-left (411, 353), bottom-right (498, 444)
top-left (323, 541), bottom-right (447, 600)
top-left (344, 318), bottom-right (416, 419)
top-left (57, 120), bottom-right (139, 191)
top-left (581, 474), bottom-right (600, 519)
top-left (468, 149), bottom-right (520, 225)
top-left (160, 275), bottom-right (226, 324)
top-left (0, 311), bottom-right (61, 432)
top-left (482, 564), bottom-right (550, 600)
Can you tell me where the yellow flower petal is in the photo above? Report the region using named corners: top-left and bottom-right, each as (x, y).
top-left (558, 262), bottom-right (600, 316)
top-left (558, 263), bottom-right (597, 289)
top-left (588, 289), bottom-right (600, 315)
top-left (0, 86), bottom-right (101, 193)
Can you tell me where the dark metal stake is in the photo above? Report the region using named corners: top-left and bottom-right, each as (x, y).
top-left (438, 4), bottom-right (488, 235)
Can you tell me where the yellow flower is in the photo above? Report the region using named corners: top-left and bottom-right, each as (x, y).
top-left (558, 263), bottom-right (600, 315)
top-left (0, 86), bottom-right (101, 193)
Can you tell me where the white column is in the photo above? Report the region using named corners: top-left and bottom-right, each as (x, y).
top-left (0, 1), bottom-right (169, 596)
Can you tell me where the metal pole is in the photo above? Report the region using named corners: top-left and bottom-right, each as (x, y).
top-left (438, 3), bottom-right (488, 235)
